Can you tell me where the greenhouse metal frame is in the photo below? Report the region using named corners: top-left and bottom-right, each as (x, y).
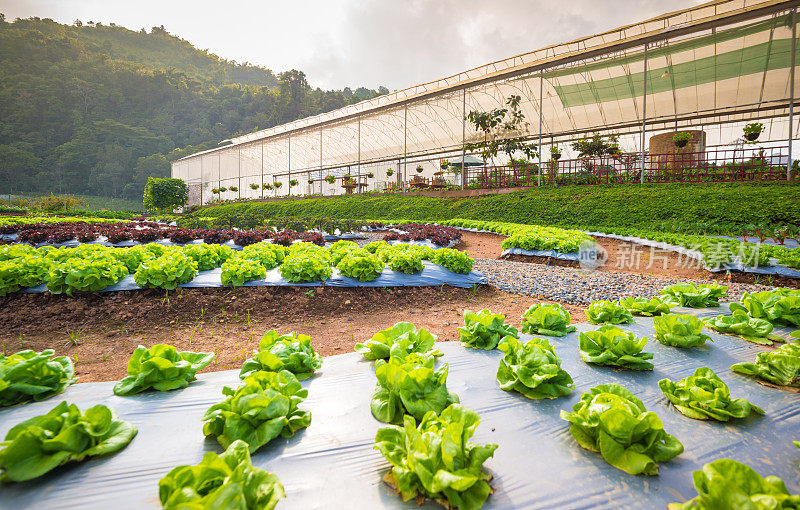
top-left (173, 0), bottom-right (800, 205)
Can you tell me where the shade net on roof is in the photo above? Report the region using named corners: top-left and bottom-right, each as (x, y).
top-left (173, 1), bottom-right (800, 204)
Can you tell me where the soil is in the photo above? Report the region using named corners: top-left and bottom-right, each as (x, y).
top-left (1, 229), bottom-right (794, 383)
top-left (0, 286), bottom-right (584, 383)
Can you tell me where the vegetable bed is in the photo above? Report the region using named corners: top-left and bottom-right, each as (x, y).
top-left (1, 309), bottom-right (798, 509)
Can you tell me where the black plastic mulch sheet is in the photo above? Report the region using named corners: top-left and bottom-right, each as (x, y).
top-left (1, 312), bottom-right (799, 509)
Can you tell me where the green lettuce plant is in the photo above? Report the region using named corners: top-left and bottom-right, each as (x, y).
top-left (430, 248), bottom-right (474, 274)
top-left (0, 255), bottom-right (52, 296)
top-left (520, 303), bottom-right (577, 336)
top-left (221, 256), bottom-right (267, 287)
top-left (203, 370), bottom-right (311, 452)
top-left (370, 351), bottom-right (459, 423)
top-left (458, 309), bottom-right (519, 350)
top-left (110, 245), bottom-right (155, 273)
top-left (355, 322), bottom-right (440, 360)
top-left (374, 404), bottom-right (498, 510)
top-left (668, 459), bottom-right (800, 509)
top-left (560, 383), bottom-right (683, 475)
top-left (113, 344), bottom-right (214, 395)
top-left (0, 401), bottom-right (137, 482)
top-left (158, 440), bottom-right (284, 509)
top-left (337, 250), bottom-right (384, 281)
top-left (659, 367), bottom-right (764, 421)
top-left (239, 330), bottom-right (322, 380)
top-left (279, 252), bottom-right (332, 282)
top-left (730, 288), bottom-right (800, 327)
top-left (326, 240), bottom-right (360, 265)
top-left (618, 296), bottom-right (674, 316)
top-left (0, 349), bottom-right (76, 407)
top-left (133, 250), bottom-right (198, 290)
top-left (579, 325), bottom-right (654, 370)
top-left (496, 336), bottom-right (574, 399)
top-left (653, 313), bottom-right (713, 348)
top-left (241, 242), bottom-right (283, 267)
top-left (660, 282), bottom-right (728, 308)
top-left (731, 341), bottom-right (800, 386)
top-left (387, 251), bottom-right (424, 274)
top-left (47, 252), bottom-right (128, 295)
top-left (184, 243), bottom-right (232, 271)
top-left (586, 300), bottom-right (635, 325)
top-left (704, 309), bottom-right (783, 345)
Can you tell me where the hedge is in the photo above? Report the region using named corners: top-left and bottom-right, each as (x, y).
top-left (191, 183), bottom-right (800, 235)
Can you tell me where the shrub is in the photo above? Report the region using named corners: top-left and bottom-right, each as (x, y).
top-left (142, 177), bottom-right (189, 213)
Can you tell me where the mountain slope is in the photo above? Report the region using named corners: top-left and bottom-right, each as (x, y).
top-left (0, 14), bottom-right (387, 199)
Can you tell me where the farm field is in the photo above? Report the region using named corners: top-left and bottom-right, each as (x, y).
top-left (0, 229), bottom-right (780, 382)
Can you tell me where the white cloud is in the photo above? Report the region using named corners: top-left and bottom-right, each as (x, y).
top-left (0, 0), bottom-right (700, 89)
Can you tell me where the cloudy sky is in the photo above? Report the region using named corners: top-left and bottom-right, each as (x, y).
top-left (0, 0), bottom-right (701, 90)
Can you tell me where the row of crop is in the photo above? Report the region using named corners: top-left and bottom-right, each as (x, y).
top-left (349, 282), bottom-right (800, 507)
top-left (0, 240), bottom-right (476, 296)
top-left (1, 283), bottom-right (799, 505)
top-left (0, 216), bottom-right (132, 227)
top-left (191, 183), bottom-right (800, 235)
top-left (0, 330), bottom-right (322, 506)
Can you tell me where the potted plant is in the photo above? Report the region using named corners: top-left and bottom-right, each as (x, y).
top-left (386, 168), bottom-right (394, 177)
top-left (324, 174), bottom-right (336, 184)
top-left (415, 164), bottom-right (424, 174)
top-left (218, 186), bottom-right (227, 193)
top-left (672, 131), bottom-right (692, 148)
top-left (249, 183), bottom-right (259, 190)
top-left (366, 172), bottom-right (374, 179)
top-left (550, 146), bottom-right (562, 161)
top-left (289, 179), bottom-right (298, 187)
top-left (274, 182), bottom-right (282, 189)
top-left (308, 179), bottom-right (314, 185)
top-left (440, 159), bottom-right (450, 170)
top-left (211, 188), bottom-right (220, 194)
top-left (744, 122), bottom-right (763, 142)
top-left (263, 183), bottom-right (273, 190)
top-left (343, 173), bottom-right (353, 182)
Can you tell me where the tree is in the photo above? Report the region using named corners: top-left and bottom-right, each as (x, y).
top-left (142, 177), bottom-right (188, 212)
top-left (0, 145), bottom-right (40, 196)
top-left (465, 95), bottom-right (538, 166)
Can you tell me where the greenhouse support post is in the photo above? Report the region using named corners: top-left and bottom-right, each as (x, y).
top-left (538, 69), bottom-right (543, 187)
top-left (789, 8), bottom-right (797, 181)
top-left (403, 105), bottom-right (408, 189)
top-left (237, 147), bottom-right (241, 200)
top-left (357, 117), bottom-right (361, 193)
top-left (260, 142), bottom-right (264, 199)
top-left (461, 88), bottom-right (466, 189)
top-left (288, 134), bottom-right (292, 198)
top-left (640, 43), bottom-right (649, 184)
top-left (319, 130), bottom-right (323, 195)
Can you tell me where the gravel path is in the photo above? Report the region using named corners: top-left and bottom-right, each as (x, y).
top-left (474, 258), bottom-right (772, 305)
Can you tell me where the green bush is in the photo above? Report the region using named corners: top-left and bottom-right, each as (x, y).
top-left (142, 177), bottom-right (188, 213)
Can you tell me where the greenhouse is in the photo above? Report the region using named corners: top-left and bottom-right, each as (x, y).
top-left (174, 0), bottom-right (800, 205)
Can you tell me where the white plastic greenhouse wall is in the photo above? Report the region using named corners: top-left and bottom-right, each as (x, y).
top-left (172, 0), bottom-right (800, 205)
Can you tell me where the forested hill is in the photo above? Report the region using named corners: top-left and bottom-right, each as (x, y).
top-left (0, 14), bottom-right (388, 200)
